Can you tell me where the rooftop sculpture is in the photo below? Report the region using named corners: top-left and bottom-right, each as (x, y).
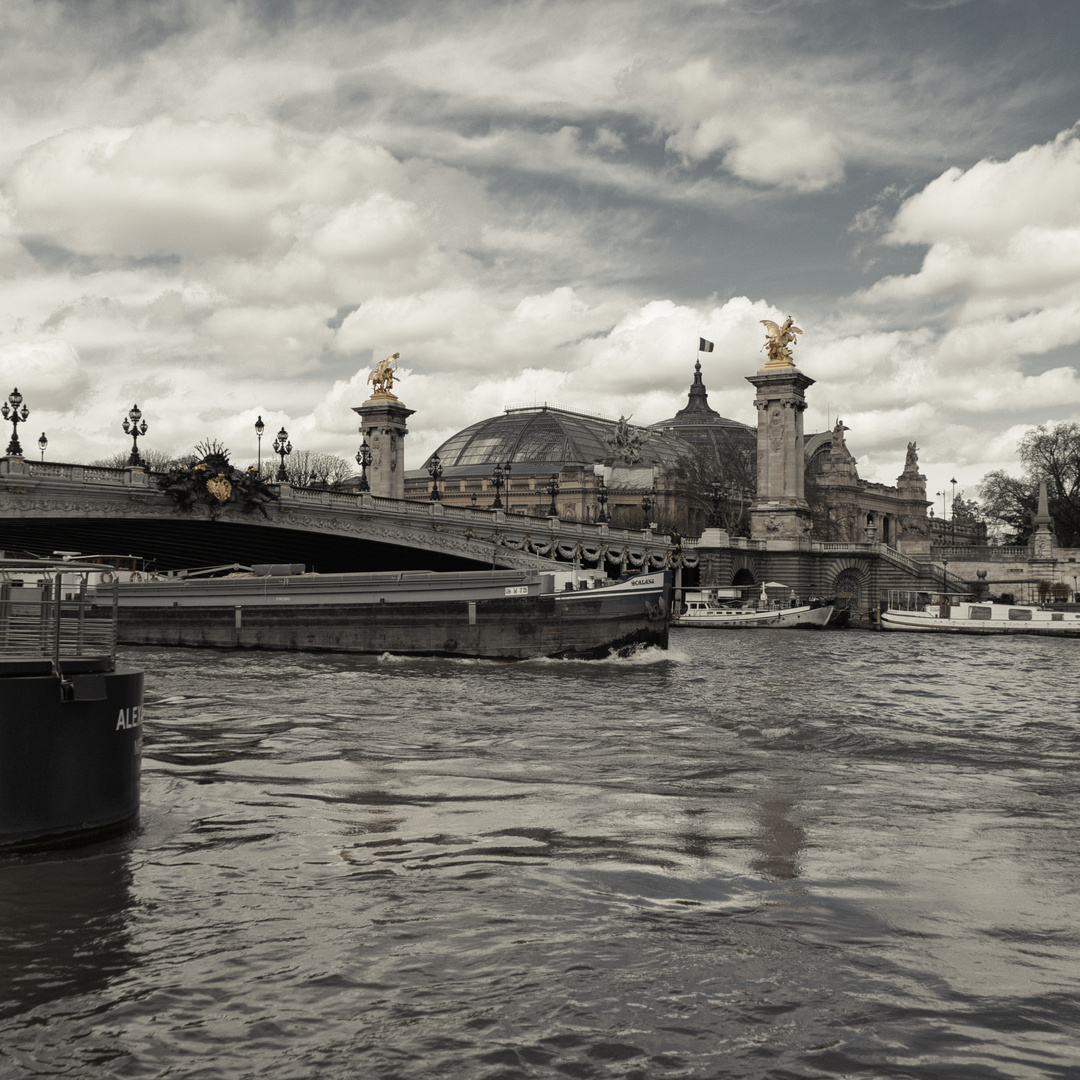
top-left (368, 352), bottom-right (401, 398)
top-left (760, 317), bottom-right (802, 368)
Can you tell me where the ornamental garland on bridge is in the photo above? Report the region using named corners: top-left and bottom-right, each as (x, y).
top-left (157, 445), bottom-right (280, 520)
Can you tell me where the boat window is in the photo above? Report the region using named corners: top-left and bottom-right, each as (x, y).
top-left (1051, 613), bottom-right (1063, 621)
top-left (968, 607), bottom-right (992, 620)
top-left (1007, 608), bottom-right (1033, 621)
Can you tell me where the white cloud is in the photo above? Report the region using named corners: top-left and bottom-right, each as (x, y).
top-left (622, 59), bottom-right (845, 191)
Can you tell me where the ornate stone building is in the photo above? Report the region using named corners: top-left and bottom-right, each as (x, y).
top-left (401, 345), bottom-right (933, 555)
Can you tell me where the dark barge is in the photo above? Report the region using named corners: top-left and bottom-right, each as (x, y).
top-left (1, 559), bottom-right (142, 851)
top-left (106, 565), bottom-right (671, 661)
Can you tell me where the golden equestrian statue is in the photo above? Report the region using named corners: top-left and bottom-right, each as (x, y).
top-left (760, 317), bottom-right (803, 367)
top-left (367, 352), bottom-right (400, 398)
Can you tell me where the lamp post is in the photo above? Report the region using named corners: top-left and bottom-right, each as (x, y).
top-left (641, 487), bottom-right (655, 531)
top-left (38, 433), bottom-right (47, 461)
top-left (273, 426), bottom-right (292, 482)
top-left (708, 479), bottom-right (724, 528)
top-left (596, 475), bottom-right (609, 523)
top-left (255, 415), bottom-right (265, 473)
top-left (355, 438), bottom-right (372, 492)
top-left (950, 477), bottom-right (957, 545)
top-left (546, 473), bottom-right (560, 517)
top-left (122, 404), bottom-right (148, 466)
top-left (2, 388), bottom-right (29, 456)
top-left (491, 461), bottom-right (510, 509)
top-left (427, 451), bottom-right (443, 501)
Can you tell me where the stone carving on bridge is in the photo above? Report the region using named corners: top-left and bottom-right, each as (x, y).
top-left (367, 353), bottom-right (400, 399)
top-left (760, 317), bottom-right (802, 368)
top-left (158, 444), bottom-right (279, 520)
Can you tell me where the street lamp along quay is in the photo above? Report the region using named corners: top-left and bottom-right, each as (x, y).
top-left (38, 433), bottom-right (47, 461)
top-left (595, 475), bottom-right (609, 523)
top-left (122, 404), bottom-right (148, 466)
top-left (641, 487), bottom-right (656, 531)
top-left (273, 427), bottom-right (292, 482)
top-left (2, 388), bottom-right (29, 456)
top-left (255, 415), bottom-right (265, 473)
top-left (546, 473), bottom-right (559, 517)
top-left (427, 451), bottom-right (443, 501)
top-left (490, 461), bottom-right (510, 509)
top-left (355, 438), bottom-right (372, 492)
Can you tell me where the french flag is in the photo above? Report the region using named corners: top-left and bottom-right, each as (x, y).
top-left (698, 338), bottom-right (714, 353)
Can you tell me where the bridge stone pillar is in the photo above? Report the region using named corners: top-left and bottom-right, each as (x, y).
top-left (745, 366), bottom-right (814, 541)
top-left (353, 395), bottom-right (415, 500)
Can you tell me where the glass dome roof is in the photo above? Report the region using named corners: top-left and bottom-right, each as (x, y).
top-left (415, 405), bottom-right (686, 478)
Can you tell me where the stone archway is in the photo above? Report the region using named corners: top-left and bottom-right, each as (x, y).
top-left (733, 567), bottom-right (757, 587)
top-left (832, 568), bottom-right (864, 611)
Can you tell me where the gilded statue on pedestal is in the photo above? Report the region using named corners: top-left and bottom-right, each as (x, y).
top-left (368, 352), bottom-right (400, 398)
top-left (760, 317), bottom-right (803, 367)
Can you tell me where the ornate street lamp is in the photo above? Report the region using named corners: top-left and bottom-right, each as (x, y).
top-left (596, 475), bottom-right (609, 523)
top-left (355, 438), bottom-right (372, 492)
top-left (491, 461), bottom-right (510, 509)
top-left (122, 404), bottom-right (148, 466)
top-left (255, 415), bottom-right (265, 472)
top-left (950, 476), bottom-right (958, 544)
top-left (708, 479), bottom-right (724, 527)
top-left (641, 487), bottom-right (655, 530)
top-left (273, 426), bottom-right (292, 481)
top-left (38, 433), bottom-right (47, 461)
top-left (427, 451), bottom-right (443, 501)
top-left (2, 388), bottom-right (29, 456)
top-left (546, 473), bottom-right (560, 517)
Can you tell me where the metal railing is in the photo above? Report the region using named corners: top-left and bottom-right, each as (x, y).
top-left (0, 572), bottom-right (117, 664)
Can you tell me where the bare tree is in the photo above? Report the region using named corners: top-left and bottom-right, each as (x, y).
top-left (89, 448), bottom-right (183, 472)
top-left (283, 451), bottom-right (357, 490)
top-left (669, 436), bottom-right (755, 537)
top-left (979, 422), bottom-right (1080, 546)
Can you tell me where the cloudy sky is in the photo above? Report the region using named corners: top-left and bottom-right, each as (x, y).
top-left (2, 0), bottom-right (1079, 501)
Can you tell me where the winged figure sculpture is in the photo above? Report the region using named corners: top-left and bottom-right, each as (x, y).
top-left (760, 317), bottom-right (802, 366)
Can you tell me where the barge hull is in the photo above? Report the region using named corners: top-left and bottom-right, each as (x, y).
top-left (0, 665), bottom-right (143, 850)
top-left (117, 596), bottom-right (667, 659)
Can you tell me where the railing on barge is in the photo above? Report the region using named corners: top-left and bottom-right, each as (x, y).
top-left (0, 563), bottom-right (118, 667)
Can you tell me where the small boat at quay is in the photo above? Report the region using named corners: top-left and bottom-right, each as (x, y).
top-left (76, 560), bottom-right (671, 661)
top-left (879, 592), bottom-right (1080, 636)
top-left (0, 557), bottom-right (142, 851)
top-left (676, 587), bottom-right (833, 630)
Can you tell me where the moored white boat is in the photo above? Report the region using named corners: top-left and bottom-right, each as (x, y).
top-left (676, 588), bottom-right (833, 630)
top-left (880, 595), bottom-right (1080, 636)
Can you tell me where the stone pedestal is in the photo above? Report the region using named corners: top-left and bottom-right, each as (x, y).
top-left (895, 458), bottom-right (932, 558)
top-left (745, 366), bottom-right (814, 541)
top-left (1031, 480), bottom-right (1055, 561)
top-left (353, 395), bottom-right (415, 500)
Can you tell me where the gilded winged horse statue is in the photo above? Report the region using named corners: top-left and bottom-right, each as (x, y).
top-left (760, 317), bottom-right (802, 367)
top-left (368, 352), bottom-right (400, 396)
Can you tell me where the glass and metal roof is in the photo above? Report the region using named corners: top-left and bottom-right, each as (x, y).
top-left (413, 404), bottom-right (686, 479)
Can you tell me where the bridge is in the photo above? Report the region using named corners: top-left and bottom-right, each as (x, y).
top-left (0, 457), bottom-right (684, 574)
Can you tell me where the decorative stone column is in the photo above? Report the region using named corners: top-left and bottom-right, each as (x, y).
top-left (745, 366), bottom-right (814, 541)
top-left (1031, 479), bottom-right (1055, 562)
top-left (352, 395), bottom-right (414, 500)
top-left (895, 442), bottom-right (932, 558)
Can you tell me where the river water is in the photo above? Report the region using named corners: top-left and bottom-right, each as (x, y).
top-left (1, 630), bottom-right (1078, 1079)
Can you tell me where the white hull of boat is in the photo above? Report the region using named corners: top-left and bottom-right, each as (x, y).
top-left (676, 604), bottom-right (833, 630)
top-left (880, 602), bottom-right (1080, 636)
